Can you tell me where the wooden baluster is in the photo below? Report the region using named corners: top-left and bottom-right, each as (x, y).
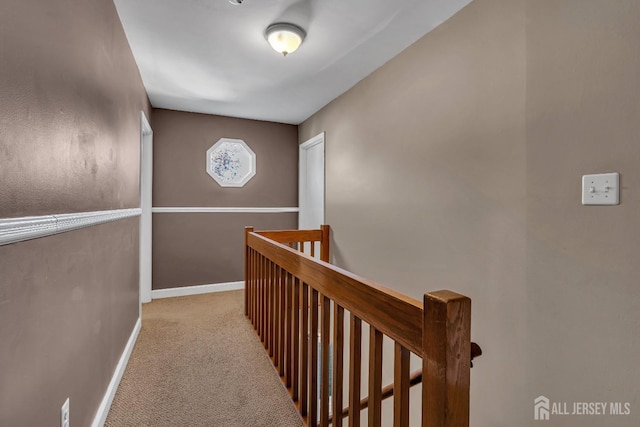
top-left (263, 259), bottom-right (269, 346)
top-left (292, 277), bottom-right (300, 401)
top-left (300, 282), bottom-right (310, 417)
top-left (422, 292), bottom-right (471, 427)
top-left (319, 295), bottom-right (331, 426)
top-left (253, 250), bottom-right (258, 327)
top-left (320, 224), bottom-right (330, 262)
top-left (252, 249), bottom-right (257, 325)
top-left (270, 261), bottom-right (277, 358)
top-left (368, 327), bottom-right (383, 427)
top-left (333, 305), bottom-right (345, 427)
top-left (253, 253), bottom-right (257, 332)
top-left (246, 248), bottom-right (252, 322)
top-left (245, 248), bottom-right (249, 319)
top-left (245, 248), bottom-right (255, 325)
top-left (285, 272), bottom-right (293, 388)
top-left (263, 258), bottom-right (268, 344)
top-left (349, 314), bottom-right (362, 427)
top-left (271, 263), bottom-right (280, 360)
top-left (309, 289), bottom-right (319, 427)
top-left (310, 240), bottom-right (315, 258)
top-left (267, 261), bottom-right (276, 358)
top-left (244, 227), bottom-right (253, 316)
top-left (278, 266), bottom-right (284, 367)
top-left (261, 255), bottom-right (267, 340)
top-left (279, 266), bottom-right (286, 377)
top-left (258, 254), bottom-right (264, 338)
top-left (253, 252), bottom-right (260, 336)
top-left (393, 343), bottom-right (410, 427)
top-left (274, 266), bottom-right (281, 368)
top-left (245, 243), bottom-right (250, 317)
top-left (268, 261), bottom-right (273, 356)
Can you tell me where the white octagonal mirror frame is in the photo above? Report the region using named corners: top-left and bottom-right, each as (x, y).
top-left (206, 138), bottom-right (256, 187)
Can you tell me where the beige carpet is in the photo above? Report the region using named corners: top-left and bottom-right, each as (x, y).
top-left (105, 290), bottom-right (303, 427)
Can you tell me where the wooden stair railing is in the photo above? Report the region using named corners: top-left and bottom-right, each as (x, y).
top-left (245, 225), bottom-right (475, 427)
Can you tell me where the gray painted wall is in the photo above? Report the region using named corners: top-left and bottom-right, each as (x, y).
top-left (301, 0), bottom-right (639, 425)
top-left (0, 0), bottom-right (150, 425)
top-left (151, 109), bottom-right (298, 289)
top-left (525, 1), bottom-right (640, 425)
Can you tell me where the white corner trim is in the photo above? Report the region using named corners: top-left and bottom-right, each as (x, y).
top-left (151, 207), bottom-right (299, 214)
top-left (0, 208), bottom-right (141, 246)
top-left (151, 281), bottom-right (245, 299)
top-left (91, 317), bottom-right (141, 427)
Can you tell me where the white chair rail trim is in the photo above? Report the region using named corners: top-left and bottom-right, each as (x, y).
top-left (0, 208), bottom-right (141, 246)
top-left (151, 207), bottom-right (299, 213)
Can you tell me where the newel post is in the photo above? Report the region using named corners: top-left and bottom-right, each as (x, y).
top-left (422, 291), bottom-right (471, 427)
top-left (320, 224), bottom-right (330, 263)
top-left (244, 226), bottom-right (254, 317)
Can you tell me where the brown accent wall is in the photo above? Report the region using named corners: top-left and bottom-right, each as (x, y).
top-left (0, 0), bottom-right (150, 425)
top-left (152, 109), bottom-right (298, 289)
top-left (0, 1), bottom-right (147, 218)
top-left (153, 213), bottom-right (297, 289)
top-left (301, 0), bottom-right (639, 424)
top-left (0, 220), bottom-right (140, 426)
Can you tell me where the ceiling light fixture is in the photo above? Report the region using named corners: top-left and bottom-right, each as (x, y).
top-left (265, 23), bottom-right (306, 56)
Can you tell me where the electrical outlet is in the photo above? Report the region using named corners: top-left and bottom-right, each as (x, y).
top-left (61, 398), bottom-right (69, 427)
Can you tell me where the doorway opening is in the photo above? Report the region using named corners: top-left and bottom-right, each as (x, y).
top-left (299, 132), bottom-right (325, 258)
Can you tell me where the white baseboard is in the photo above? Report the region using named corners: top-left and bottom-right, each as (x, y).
top-left (91, 317), bottom-right (141, 427)
top-left (151, 281), bottom-right (245, 299)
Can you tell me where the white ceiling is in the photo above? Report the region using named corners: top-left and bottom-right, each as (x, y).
top-left (113, 0), bottom-right (472, 125)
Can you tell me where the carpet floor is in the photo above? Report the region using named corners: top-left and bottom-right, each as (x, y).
top-left (105, 290), bottom-right (303, 427)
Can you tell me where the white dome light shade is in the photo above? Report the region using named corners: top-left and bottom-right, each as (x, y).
top-left (265, 23), bottom-right (306, 56)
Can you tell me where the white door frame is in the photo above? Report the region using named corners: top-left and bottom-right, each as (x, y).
top-left (139, 112), bottom-right (153, 306)
top-left (299, 132), bottom-right (325, 230)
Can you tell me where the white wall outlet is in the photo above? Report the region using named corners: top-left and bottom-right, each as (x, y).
top-left (61, 398), bottom-right (69, 427)
top-left (582, 172), bottom-right (619, 205)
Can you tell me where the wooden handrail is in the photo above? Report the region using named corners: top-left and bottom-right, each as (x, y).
top-left (247, 230), bottom-right (423, 355)
top-left (244, 226), bottom-right (475, 427)
top-left (254, 225), bottom-right (330, 262)
top-left (255, 229), bottom-right (323, 243)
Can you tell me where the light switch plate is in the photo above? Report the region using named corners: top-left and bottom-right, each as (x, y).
top-left (582, 172), bottom-right (619, 205)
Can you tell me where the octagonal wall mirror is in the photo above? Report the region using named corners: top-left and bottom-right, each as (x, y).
top-left (206, 138), bottom-right (256, 187)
